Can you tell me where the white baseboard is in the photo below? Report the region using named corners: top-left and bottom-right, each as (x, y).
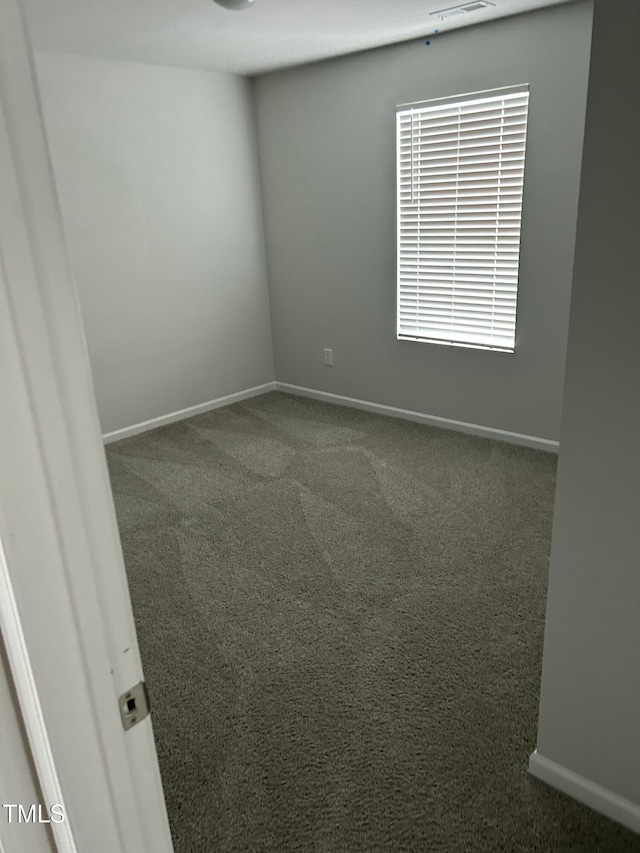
top-left (103, 380), bottom-right (559, 452)
top-left (102, 381), bottom-right (276, 444)
top-left (274, 382), bottom-right (559, 452)
top-left (529, 751), bottom-right (640, 834)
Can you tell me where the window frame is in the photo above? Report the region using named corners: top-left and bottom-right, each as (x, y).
top-left (395, 83), bottom-right (530, 354)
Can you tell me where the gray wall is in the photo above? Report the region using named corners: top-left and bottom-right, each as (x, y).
top-left (35, 52), bottom-right (274, 435)
top-left (255, 1), bottom-right (593, 441)
top-left (535, 0), bottom-right (640, 815)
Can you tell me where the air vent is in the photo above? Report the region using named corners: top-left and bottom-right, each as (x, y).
top-left (430, 1), bottom-right (495, 20)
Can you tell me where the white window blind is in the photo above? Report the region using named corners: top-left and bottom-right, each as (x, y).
top-left (396, 84), bottom-right (530, 352)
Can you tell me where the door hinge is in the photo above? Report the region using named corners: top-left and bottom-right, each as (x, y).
top-left (119, 681), bottom-right (150, 731)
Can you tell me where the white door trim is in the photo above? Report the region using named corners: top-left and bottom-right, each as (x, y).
top-left (0, 540), bottom-right (73, 851)
top-left (0, 1), bottom-right (172, 850)
top-left (0, 588), bottom-right (56, 853)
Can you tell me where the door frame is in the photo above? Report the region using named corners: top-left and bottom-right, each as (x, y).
top-left (0, 621), bottom-right (54, 853)
top-left (0, 1), bottom-right (172, 850)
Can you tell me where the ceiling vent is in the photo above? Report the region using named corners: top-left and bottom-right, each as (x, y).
top-left (430, 1), bottom-right (495, 20)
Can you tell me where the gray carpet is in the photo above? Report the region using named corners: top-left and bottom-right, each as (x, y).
top-left (106, 392), bottom-right (638, 852)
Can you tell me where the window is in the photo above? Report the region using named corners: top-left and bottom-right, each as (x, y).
top-left (396, 84), bottom-right (530, 352)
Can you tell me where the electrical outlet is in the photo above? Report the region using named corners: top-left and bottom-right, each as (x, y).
top-left (323, 348), bottom-right (333, 366)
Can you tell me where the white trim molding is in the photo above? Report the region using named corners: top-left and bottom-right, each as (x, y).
top-left (0, 539), bottom-right (74, 853)
top-left (104, 380), bottom-right (558, 452)
top-left (103, 381), bottom-right (276, 443)
top-left (275, 383), bottom-right (559, 452)
top-left (529, 751), bottom-right (640, 834)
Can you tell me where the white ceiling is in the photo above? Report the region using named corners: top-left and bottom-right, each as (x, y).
top-left (24, 0), bottom-right (576, 76)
